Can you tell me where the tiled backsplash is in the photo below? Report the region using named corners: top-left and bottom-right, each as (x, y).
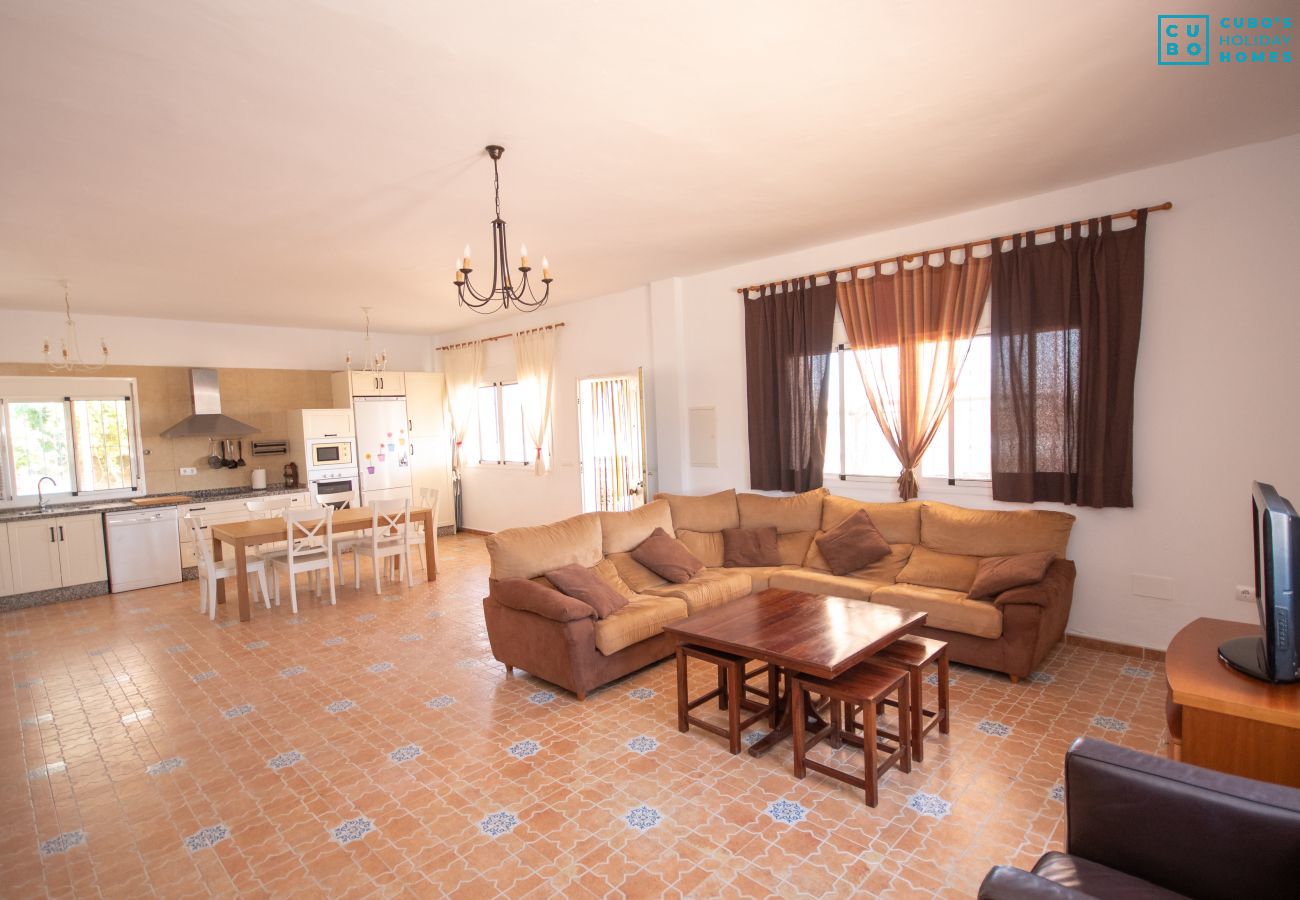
top-left (0, 363), bottom-right (335, 494)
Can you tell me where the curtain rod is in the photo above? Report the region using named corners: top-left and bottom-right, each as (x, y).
top-left (435, 322), bottom-right (565, 352)
top-left (736, 201), bottom-right (1173, 295)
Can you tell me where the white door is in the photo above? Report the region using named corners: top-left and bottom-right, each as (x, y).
top-left (57, 514), bottom-right (107, 586)
top-left (577, 370), bottom-right (648, 513)
top-left (7, 519), bottom-right (64, 592)
top-left (355, 397), bottom-right (412, 498)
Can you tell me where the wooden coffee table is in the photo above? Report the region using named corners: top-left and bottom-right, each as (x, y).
top-left (663, 588), bottom-right (926, 757)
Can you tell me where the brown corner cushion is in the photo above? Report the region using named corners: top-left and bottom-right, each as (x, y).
top-left (631, 527), bottom-right (704, 584)
top-left (544, 563), bottom-right (629, 619)
top-left (968, 551), bottom-right (1056, 599)
top-left (722, 526), bottom-right (781, 567)
top-left (813, 509), bottom-right (891, 576)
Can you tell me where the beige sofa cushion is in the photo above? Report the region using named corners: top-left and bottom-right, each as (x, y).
top-left (720, 565), bottom-right (795, 592)
top-left (487, 513), bottom-right (602, 580)
top-left (661, 489), bottom-right (740, 532)
top-left (737, 488), bottom-right (827, 533)
top-left (778, 532), bottom-right (815, 566)
top-left (804, 541), bottom-right (915, 582)
top-left (768, 568), bottom-right (888, 602)
top-left (676, 530), bottom-right (724, 567)
top-left (821, 496), bottom-right (922, 544)
top-left (644, 569), bottom-right (752, 614)
top-left (599, 499), bottom-right (674, 554)
top-left (606, 552), bottom-right (669, 592)
top-left (896, 546), bottom-right (981, 593)
top-left (870, 583), bottom-right (1003, 639)
top-left (921, 501), bottom-right (1075, 558)
top-left (592, 593), bottom-right (688, 656)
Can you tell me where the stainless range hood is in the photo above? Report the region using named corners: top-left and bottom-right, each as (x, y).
top-left (159, 368), bottom-right (260, 438)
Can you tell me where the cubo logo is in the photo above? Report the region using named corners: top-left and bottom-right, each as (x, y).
top-left (1158, 14), bottom-right (1211, 65)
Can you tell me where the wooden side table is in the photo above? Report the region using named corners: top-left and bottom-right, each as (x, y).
top-left (1166, 617), bottom-right (1300, 787)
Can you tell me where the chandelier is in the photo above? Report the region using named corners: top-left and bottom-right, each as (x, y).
top-left (454, 145), bottom-right (553, 314)
top-left (344, 307), bottom-right (387, 372)
top-left (44, 281), bottom-right (109, 371)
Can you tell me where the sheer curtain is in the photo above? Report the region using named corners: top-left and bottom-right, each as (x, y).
top-left (442, 342), bottom-right (483, 472)
top-left (836, 246), bottom-right (990, 499)
top-left (514, 328), bottom-right (557, 475)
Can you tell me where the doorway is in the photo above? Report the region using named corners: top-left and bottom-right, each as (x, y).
top-left (577, 370), bottom-right (647, 513)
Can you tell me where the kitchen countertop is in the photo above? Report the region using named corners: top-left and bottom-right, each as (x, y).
top-left (0, 484), bottom-right (307, 524)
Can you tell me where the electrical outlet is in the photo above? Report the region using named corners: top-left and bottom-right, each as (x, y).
top-left (1235, 584), bottom-right (1256, 604)
top-left (179, 467), bottom-right (197, 476)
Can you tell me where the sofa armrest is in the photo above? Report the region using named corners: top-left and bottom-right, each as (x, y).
top-left (994, 558), bottom-right (1075, 609)
top-left (491, 578), bottom-right (595, 623)
top-left (1065, 737), bottom-right (1300, 898)
top-left (977, 866), bottom-right (1089, 900)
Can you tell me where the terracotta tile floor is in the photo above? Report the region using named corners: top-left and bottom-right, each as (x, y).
top-left (2, 534), bottom-right (1170, 898)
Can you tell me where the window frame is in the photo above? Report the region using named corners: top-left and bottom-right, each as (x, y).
top-left (474, 381), bottom-right (532, 467)
top-left (0, 376), bottom-right (146, 506)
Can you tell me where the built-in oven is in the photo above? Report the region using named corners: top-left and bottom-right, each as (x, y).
top-left (308, 468), bottom-right (360, 510)
top-left (308, 437), bottom-right (355, 469)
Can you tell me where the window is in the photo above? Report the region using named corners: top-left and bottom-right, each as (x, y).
top-left (1, 378), bottom-right (143, 502)
top-left (825, 313), bottom-right (992, 483)
top-left (476, 382), bottom-right (530, 465)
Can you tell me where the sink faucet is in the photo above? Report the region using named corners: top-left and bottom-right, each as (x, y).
top-left (37, 476), bottom-right (56, 512)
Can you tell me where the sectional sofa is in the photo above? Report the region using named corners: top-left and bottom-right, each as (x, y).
top-left (482, 488), bottom-right (1076, 699)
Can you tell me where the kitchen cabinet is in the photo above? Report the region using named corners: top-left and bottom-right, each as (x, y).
top-left (5, 513), bottom-right (106, 594)
top-left (335, 370), bottom-right (405, 399)
top-left (405, 372), bottom-right (455, 528)
top-left (0, 523), bottom-right (10, 596)
top-left (178, 493), bottom-right (309, 568)
top-left (299, 408), bottom-right (354, 439)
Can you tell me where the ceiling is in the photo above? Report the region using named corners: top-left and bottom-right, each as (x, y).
top-left (1, 1), bottom-right (1296, 335)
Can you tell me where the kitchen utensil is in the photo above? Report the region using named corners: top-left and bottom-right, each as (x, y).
top-left (225, 440), bottom-right (238, 469)
top-left (207, 439), bottom-right (222, 469)
top-left (236, 440), bottom-right (246, 466)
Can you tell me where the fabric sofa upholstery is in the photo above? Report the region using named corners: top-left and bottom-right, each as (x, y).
top-left (483, 489), bottom-right (1077, 698)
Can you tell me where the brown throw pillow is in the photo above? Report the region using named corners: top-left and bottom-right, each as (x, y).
top-left (968, 551), bottom-right (1056, 599)
top-left (814, 509), bottom-right (891, 576)
top-left (544, 564), bottom-right (629, 618)
top-left (722, 526), bottom-right (781, 567)
top-left (630, 528), bottom-right (703, 584)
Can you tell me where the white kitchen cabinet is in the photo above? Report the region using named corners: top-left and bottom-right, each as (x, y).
top-left (299, 408), bottom-right (354, 439)
top-left (405, 371), bottom-right (455, 528)
top-left (5, 514), bottom-right (104, 594)
top-left (336, 370), bottom-right (405, 399)
top-left (0, 523), bottom-right (13, 595)
top-left (178, 493), bottom-right (309, 568)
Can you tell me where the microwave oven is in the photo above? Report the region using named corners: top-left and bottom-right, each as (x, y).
top-left (308, 438), bottom-right (354, 468)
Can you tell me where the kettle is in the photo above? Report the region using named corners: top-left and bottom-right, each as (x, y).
top-left (283, 462), bottom-right (299, 488)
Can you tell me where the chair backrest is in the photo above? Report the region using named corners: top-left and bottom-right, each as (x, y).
top-left (185, 515), bottom-right (213, 569)
top-left (371, 498), bottom-right (410, 542)
top-left (419, 487), bottom-right (439, 516)
top-left (285, 505), bottom-right (333, 558)
top-left (246, 497), bottom-right (292, 519)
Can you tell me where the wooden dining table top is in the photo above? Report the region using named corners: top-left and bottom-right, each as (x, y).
top-left (209, 505), bottom-right (434, 544)
top-left (663, 588), bottom-right (926, 681)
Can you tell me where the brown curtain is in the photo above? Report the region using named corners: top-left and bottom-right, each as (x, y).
top-left (744, 279), bottom-right (837, 492)
top-left (990, 209), bottom-right (1146, 507)
top-left (836, 247), bottom-right (990, 500)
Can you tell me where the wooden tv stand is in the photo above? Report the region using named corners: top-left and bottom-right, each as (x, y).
top-left (1165, 617), bottom-right (1300, 787)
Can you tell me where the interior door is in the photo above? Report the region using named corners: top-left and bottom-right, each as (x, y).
top-left (577, 370), bottom-right (647, 513)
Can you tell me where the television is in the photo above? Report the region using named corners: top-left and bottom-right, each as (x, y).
top-left (1219, 481), bottom-right (1300, 683)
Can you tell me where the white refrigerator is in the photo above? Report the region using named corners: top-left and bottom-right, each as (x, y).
top-left (353, 396), bottom-right (412, 506)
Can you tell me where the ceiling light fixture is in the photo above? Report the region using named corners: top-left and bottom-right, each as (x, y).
top-left (345, 307), bottom-right (387, 372)
top-left (454, 145), bottom-right (553, 314)
top-left (43, 281), bottom-right (109, 371)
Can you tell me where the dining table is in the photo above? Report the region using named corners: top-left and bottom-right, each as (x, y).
top-left (209, 505), bottom-right (437, 622)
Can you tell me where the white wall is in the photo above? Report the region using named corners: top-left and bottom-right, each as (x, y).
top-left (670, 134), bottom-right (1300, 650)
top-left (437, 286), bottom-right (657, 532)
top-left (0, 309), bottom-right (433, 371)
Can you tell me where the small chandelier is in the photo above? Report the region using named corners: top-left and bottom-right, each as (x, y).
top-left (44, 281), bottom-right (109, 371)
top-left (454, 145), bottom-right (553, 314)
top-left (345, 307), bottom-right (387, 372)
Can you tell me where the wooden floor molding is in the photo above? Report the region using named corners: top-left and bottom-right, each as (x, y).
top-left (1065, 633), bottom-right (1167, 662)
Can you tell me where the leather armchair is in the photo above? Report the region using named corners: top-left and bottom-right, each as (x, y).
top-left (978, 737), bottom-right (1300, 899)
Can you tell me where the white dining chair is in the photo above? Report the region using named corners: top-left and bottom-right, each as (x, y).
top-left (245, 497), bottom-right (293, 568)
top-left (404, 487), bottom-right (439, 577)
top-left (269, 506), bottom-right (337, 614)
top-left (186, 515), bottom-right (271, 621)
top-left (344, 499), bottom-right (414, 592)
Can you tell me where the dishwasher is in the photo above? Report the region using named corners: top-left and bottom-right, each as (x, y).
top-left (105, 506), bottom-right (183, 593)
